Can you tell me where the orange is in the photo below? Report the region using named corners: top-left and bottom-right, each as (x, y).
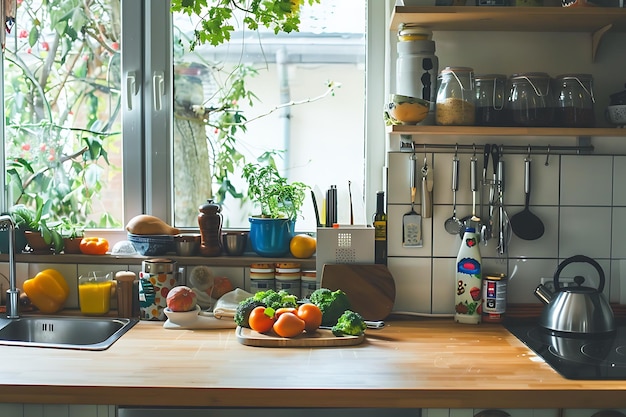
top-left (297, 303), bottom-right (322, 333)
top-left (289, 234), bottom-right (316, 259)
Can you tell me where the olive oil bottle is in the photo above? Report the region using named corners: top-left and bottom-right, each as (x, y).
top-left (373, 191), bottom-right (387, 265)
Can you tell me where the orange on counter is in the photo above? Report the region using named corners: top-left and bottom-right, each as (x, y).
top-left (289, 234), bottom-right (316, 259)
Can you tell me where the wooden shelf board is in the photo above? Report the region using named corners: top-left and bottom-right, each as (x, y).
top-left (391, 6), bottom-right (626, 32)
top-left (387, 125), bottom-right (626, 137)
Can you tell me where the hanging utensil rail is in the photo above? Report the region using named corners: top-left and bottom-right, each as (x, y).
top-left (400, 142), bottom-right (593, 155)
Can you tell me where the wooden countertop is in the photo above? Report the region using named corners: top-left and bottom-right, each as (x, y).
top-left (1, 318), bottom-right (625, 409)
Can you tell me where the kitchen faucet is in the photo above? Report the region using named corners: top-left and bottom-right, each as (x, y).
top-left (0, 215), bottom-right (18, 319)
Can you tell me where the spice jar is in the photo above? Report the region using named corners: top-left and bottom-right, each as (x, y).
top-left (506, 72), bottom-right (554, 127)
top-left (436, 66), bottom-right (476, 126)
top-left (198, 199), bottom-right (222, 256)
top-left (474, 74), bottom-right (508, 126)
top-left (554, 73), bottom-right (595, 128)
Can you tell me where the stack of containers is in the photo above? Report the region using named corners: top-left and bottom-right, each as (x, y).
top-left (275, 262), bottom-right (301, 298)
top-left (395, 24), bottom-right (438, 125)
top-left (300, 270), bottom-right (318, 300)
top-left (249, 263), bottom-right (275, 293)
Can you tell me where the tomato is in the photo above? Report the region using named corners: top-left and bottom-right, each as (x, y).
top-left (273, 312), bottom-right (305, 338)
top-left (79, 237), bottom-right (109, 255)
top-left (296, 303), bottom-right (322, 333)
top-left (275, 307), bottom-right (298, 317)
top-left (248, 306), bottom-right (275, 333)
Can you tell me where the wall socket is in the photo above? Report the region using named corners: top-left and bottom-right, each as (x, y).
top-left (540, 276), bottom-right (577, 293)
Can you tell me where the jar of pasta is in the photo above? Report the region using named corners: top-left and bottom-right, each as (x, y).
top-left (436, 67), bottom-right (476, 126)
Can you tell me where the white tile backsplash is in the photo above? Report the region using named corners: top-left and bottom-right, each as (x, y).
top-left (614, 156), bottom-right (626, 206)
top-left (386, 151), bottom-right (625, 314)
top-left (387, 257), bottom-right (432, 313)
top-left (561, 155), bottom-right (613, 206)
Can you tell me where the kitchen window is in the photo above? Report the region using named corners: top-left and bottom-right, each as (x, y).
top-left (3, 0), bottom-right (386, 234)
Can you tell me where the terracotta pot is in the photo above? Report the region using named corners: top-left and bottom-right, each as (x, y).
top-left (63, 237), bottom-right (83, 254)
top-left (24, 231), bottom-right (53, 253)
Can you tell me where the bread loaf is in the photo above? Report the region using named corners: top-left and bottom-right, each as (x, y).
top-left (126, 214), bottom-right (180, 235)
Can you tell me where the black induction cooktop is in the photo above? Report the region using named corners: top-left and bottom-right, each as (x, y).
top-left (505, 320), bottom-right (626, 380)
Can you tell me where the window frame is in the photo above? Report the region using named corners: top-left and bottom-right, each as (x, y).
top-left (122, 0), bottom-right (389, 231)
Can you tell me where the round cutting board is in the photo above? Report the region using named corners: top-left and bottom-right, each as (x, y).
top-left (320, 264), bottom-right (396, 321)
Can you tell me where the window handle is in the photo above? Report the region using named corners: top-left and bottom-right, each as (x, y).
top-left (153, 71), bottom-right (164, 111)
top-left (126, 71), bottom-right (138, 110)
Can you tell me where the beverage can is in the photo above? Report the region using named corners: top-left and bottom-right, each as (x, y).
top-left (482, 273), bottom-right (507, 323)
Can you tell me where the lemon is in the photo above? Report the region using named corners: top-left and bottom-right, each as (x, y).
top-left (289, 234), bottom-right (316, 259)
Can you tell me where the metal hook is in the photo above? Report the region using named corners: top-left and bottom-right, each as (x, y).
top-left (545, 145), bottom-right (551, 166)
top-left (454, 143), bottom-right (459, 158)
top-left (526, 145), bottom-right (532, 159)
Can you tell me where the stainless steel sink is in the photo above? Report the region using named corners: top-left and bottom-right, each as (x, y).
top-left (0, 316), bottom-right (139, 350)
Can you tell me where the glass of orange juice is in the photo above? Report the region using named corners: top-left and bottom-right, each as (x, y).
top-left (79, 271), bottom-right (113, 315)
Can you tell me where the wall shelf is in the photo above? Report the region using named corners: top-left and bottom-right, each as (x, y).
top-left (387, 125), bottom-right (626, 137)
top-left (391, 6), bottom-right (626, 33)
top-left (390, 6), bottom-right (626, 60)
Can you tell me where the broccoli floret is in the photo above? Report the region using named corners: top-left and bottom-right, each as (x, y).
top-left (254, 289), bottom-right (297, 310)
top-left (234, 297), bottom-right (265, 328)
top-left (332, 310), bottom-right (367, 337)
top-left (309, 288), bottom-right (351, 327)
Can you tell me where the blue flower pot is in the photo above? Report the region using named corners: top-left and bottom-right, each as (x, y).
top-left (249, 217), bottom-right (295, 257)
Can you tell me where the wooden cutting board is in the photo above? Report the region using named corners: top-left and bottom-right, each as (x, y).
top-left (320, 264), bottom-right (396, 321)
top-left (236, 326), bottom-right (364, 347)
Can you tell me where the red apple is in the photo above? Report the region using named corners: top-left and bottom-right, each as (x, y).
top-left (166, 285), bottom-right (197, 312)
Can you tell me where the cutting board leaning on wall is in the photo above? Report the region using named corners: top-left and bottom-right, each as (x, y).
top-left (320, 264), bottom-right (396, 321)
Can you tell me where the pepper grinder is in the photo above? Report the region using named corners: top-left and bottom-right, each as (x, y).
top-left (115, 271), bottom-right (139, 319)
top-left (198, 199), bottom-right (223, 256)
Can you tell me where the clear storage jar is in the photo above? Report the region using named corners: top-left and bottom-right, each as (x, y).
top-left (506, 72), bottom-right (554, 127)
top-left (475, 74), bottom-right (508, 126)
top-left (554, 73), bottom-right (595, 128)
top-left (436, 66), bottom-right (476, 126)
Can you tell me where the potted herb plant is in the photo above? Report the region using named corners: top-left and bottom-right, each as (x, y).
top-left (10, 198), bottom-right (64, 254)
top-left (57, 217), bottom-right (85, 254)
top-left (243, 162), bottom-right (309, 257)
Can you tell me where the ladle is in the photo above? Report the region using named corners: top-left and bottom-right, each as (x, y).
top-left (444, 155), bottom-right (463, 235)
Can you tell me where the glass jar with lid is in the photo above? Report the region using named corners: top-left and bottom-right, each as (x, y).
top-left (475, 74), bottom-right (508, 126)
top-left (436, 66), bottom-right (476, 126)
top-left (554, 73), bottom-right (595, 128)
top-left (506, 72), bottom-right (554, 127)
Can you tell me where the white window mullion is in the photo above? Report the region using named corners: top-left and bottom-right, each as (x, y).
top-left (143, 0), bottom-right (174, 222)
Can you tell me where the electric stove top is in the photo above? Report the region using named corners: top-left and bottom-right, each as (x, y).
top-left (505, 320), bottom-right (626, 380)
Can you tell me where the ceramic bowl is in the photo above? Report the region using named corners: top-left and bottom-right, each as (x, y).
top-left (384, 94), bottom-right (430, 125)
top-left (607, 105), bottom-right (626, 126)
top-left (163, 304), bottom-right (201, 326)
top-left (127, 233), bottom-right (175, 256)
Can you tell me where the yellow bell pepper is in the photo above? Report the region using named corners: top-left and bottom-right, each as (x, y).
top-left (23, 269), bottom-right (70, 314)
